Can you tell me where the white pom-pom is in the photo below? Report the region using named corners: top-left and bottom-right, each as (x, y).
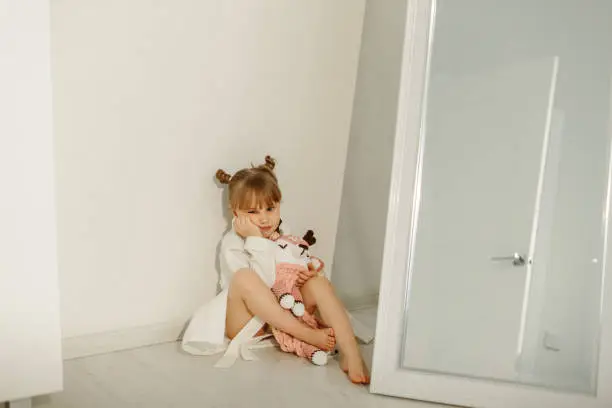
top-left (311, 350), bottom-right (328, 366)
top-left (279, 294), bottom-right (295, 310)
top-left (292, 301), bottom-right (305, 317)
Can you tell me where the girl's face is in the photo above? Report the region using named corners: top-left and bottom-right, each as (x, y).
top-left (234, 202), bottom-right (281, 239)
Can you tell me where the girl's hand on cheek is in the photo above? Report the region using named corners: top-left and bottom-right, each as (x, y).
top-left (234, 215), bottom-right (262, 238)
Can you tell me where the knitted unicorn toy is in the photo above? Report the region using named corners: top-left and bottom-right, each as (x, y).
top-left (271, 230), bottom-right (328, 366)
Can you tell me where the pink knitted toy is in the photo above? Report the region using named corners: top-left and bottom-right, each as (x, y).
top-left (271, 230), bottom-right (328, 366)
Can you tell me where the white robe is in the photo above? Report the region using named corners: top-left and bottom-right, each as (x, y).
top-left (181, 229), bottom-right (278, 367)
top-left (181, 228), bottom-right (374, 367)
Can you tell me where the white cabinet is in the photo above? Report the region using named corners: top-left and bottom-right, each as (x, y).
top-left (0, 0), bottom-right (63, 404)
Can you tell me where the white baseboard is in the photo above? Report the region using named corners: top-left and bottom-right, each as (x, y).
top-left (62, 320), bottom-right (186, 360)
top-left (62, 295), bottom-right (378, 360)
top-left (341, 292), bottom-right (379, 311)
top-left (8, 399), bottom-right (31, 408)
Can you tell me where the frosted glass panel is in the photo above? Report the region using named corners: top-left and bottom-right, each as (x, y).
top-left (401, 0), bottom-right (612, 394)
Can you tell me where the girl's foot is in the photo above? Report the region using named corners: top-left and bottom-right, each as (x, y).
top-left (341, 354), bottom-right (371, 385)
top-left (309, 328), bottom-right (336, 351)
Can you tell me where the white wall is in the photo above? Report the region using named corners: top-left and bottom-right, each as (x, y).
top-left (51, 0), bottom-right (365, 339)
top-left (0, 0), bottom-right (63, 401)
top-left (331, 0), bottom-right (407, 306)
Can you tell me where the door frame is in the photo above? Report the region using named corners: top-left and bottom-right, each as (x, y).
top-left (369, 0), bottom-right (612, 407)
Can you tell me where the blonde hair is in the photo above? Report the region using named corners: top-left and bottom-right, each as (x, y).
top-left (216, 156), bottom-right (282, 210)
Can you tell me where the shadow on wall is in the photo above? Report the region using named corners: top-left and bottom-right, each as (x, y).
top-left (331, 0), bottom-right (407, 308)
top-left (178, 171), bottom-right (232, 342)
top-left (215, 171), bottom-right (233, 295)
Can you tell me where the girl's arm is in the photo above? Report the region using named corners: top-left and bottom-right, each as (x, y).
top-left (220, 232), bottom-right (277, 288)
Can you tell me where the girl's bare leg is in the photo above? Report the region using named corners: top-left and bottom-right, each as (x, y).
top-left (226, 268), bottom-right (335, 351)
top-left (301, 276), bottom-right (370, 384)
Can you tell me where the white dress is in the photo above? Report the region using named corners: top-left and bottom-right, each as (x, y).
top-left (181, 229), bottom-right (279, 367)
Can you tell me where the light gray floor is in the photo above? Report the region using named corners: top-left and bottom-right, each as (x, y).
top-left (32, 307), bottom-right (443, 408)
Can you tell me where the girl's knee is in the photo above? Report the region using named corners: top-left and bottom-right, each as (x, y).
top-left (231, 268), bottom-right (258, 290)
top-left (233, 268), bottom-right (255, 280)
top-left (308, 275), bottom-right (332, 290)
top-left (302, 276), bottom-right (334, 306)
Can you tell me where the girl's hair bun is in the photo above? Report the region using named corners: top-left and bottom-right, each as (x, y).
top-left (263, 155), bottom-right (276, 171)
top-left (216, 169), bottom-right (232, 184)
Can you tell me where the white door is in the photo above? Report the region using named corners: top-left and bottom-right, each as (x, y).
top-left (0, 0), bottom-right (63, 403)
top-left (371, 0), bottom-right (612, 407)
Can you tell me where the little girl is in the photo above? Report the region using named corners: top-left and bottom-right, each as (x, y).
top-left (182, 156), bottom-right (369, 384)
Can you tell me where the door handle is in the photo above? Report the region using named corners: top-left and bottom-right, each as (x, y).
top-left (491, 253), bottom-right (526, 266)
